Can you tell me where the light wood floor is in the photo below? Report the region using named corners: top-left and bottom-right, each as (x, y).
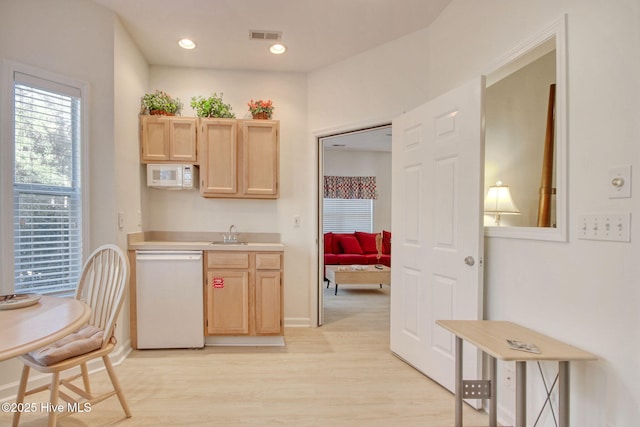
top-left (5, 284), bottom-right (489, 426)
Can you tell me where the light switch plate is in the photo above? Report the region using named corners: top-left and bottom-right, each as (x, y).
top-left (578, 213), bottom-right (630, 242)
top-left (608, 165), bottom-right (631, 198)
top-left (117, 211), bottom-right (124, 230)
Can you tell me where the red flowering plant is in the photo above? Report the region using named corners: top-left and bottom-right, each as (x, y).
top-left (247, 99), bottom-right (274, 119)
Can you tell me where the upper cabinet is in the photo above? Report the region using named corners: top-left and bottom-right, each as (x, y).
top-left (199, 119), bottom-right (279, 199)
top-left (140, 115), bottom-right (198, 164)
top-left (139, 116), bottom-right (279, 199)
top-left (198, 119), bottom-right (237, 195)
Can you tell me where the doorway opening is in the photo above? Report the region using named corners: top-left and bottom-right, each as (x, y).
top-left (317, 124), bottom-right (392, 326)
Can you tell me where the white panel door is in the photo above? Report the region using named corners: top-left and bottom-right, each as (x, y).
top-left (390, 77), bottom-right (485, 401)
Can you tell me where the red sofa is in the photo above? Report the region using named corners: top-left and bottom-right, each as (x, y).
top-left (323, 231), bottom-right (391, 269)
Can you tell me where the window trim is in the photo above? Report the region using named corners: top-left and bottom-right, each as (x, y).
top-left (1, 60), bottom-right (90, 295)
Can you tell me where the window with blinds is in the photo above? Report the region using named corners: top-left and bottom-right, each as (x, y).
top-left (323, 199), bottom-right (373, 233)
top-left (13, 72), bottom-right (83, 295)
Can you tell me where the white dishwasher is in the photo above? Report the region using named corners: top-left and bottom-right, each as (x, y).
top-left (135, 250), bottom-right (204, 349)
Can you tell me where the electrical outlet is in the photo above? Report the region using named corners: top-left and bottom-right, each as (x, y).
top-left (578, 213), bottom-right (630, 242)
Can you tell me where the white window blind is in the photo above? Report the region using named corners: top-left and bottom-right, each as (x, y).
top-left (13, 72), bottom-right (83, 295)
top-left (323, 199), bottom-right (373, 233)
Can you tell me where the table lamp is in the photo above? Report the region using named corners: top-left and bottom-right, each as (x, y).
top-left (484, 181), bottom-right (520, 226)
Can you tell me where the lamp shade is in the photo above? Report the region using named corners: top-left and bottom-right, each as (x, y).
top-left (484, 182), bottom-right (520, 214)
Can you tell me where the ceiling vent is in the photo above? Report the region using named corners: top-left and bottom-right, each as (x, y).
top-left (249, 30), bottom-right (282, 41)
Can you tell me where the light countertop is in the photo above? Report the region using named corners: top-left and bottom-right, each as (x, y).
top-left (127, 231), bottom-right (284, 252)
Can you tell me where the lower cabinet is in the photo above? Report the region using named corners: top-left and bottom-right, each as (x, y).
top-left (205, 251), bottom-right (283, 336)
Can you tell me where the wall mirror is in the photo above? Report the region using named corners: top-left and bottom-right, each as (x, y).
top-left (484, 15), bottom-right (567, 241)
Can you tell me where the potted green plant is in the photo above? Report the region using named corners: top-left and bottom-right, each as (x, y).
top-left (247, 99), bottom-right (274, 119)
top-left (140, 90), bottom-right (183, 115)
top-left (190, 93), bottom-right (236, 118)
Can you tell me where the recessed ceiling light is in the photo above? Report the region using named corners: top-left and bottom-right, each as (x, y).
top-left (178, 38), bottom-right (196, 49)
top-left (269, 43), bottom-right (287, 55)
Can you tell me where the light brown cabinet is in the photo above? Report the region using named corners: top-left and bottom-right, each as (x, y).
top-left (205, 251), bottom-right (283, 336)
top-left (140, 115), bottom-right (197, 164)
top-left (199, 119), bottom-right (279, 198)
top-left (254, 253), bottom-right (283, 335)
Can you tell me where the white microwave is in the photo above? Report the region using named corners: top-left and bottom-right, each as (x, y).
top-left (146, 164), bottom-right (197, 190)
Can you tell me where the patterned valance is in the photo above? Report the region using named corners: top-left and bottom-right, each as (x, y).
top-left (324, 176), bottom-right (377, 199)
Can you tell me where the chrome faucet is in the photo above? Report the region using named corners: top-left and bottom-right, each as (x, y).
top-left (225, 225), bottom-right (238, 243)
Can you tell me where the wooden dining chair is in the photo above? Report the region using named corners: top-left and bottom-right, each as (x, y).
top-left (12, 244), bottom-right (132, 427)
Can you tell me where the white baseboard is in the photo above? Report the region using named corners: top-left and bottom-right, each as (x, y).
top-left (284, 317), bottom-right (312, 327)
top-left (204, 336), bottom-right (285, 346)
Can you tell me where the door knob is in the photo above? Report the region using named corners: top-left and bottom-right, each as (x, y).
top-left (464, 256), bottom-right (475, 266)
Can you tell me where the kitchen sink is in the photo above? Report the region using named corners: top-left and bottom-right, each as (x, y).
top-left (209, 241), bottom-right (248, 245)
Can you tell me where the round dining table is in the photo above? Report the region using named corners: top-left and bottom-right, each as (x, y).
top-left (0, 295), bottom-right (91, 362)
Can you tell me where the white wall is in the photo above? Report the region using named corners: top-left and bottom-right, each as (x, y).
top-left (114, 19), bottom-right (149, 247)
top-left (323, 150), bottom-right (392, 232)
top-left (308, 1), bottom-right (640, 425)
top-left (0, 0), bottom-right (118, 247)
top-left (145, 66), bottom-right (313, 325)
top-left (0, 0), bottom-right (129, 397)
top-left (113, 15), bottom-right (150, 350)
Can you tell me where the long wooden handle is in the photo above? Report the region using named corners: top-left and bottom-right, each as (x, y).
top-left (537, 84), bottom-right (556, 227)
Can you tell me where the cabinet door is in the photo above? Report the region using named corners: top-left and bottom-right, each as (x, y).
top-left (205, 270), bottom-right (250, 335)
top-left (140, 116), bottom-right (197, 163)
top-left (241, 120), bottom-right (279, 197)
top-left (169, 118), bottom-right (197, 162)
top-left (140, 116), bottom-right (169, 162)
top-left (200, 119), bottom-right (238, 195)
top-left (255, 271), bottom-right (282, 335)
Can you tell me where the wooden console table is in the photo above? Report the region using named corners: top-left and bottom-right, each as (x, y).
top-left (436, 320), bottom-right (597, 427)
top-left (325, 265), bottom-right (390, 295)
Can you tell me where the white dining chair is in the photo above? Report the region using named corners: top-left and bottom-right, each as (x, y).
top-left (12, 244), bottom-right (132, 427)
